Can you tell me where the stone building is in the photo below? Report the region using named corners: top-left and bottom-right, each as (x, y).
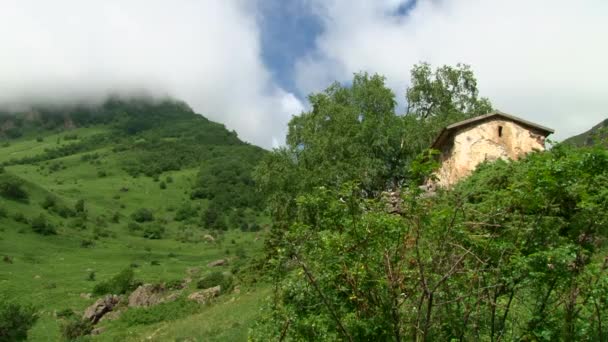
top-left (430, 111), bottom-right (554, 188)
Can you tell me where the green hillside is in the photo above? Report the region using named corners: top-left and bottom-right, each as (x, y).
top-left (563, 118), bottom-right (608, 147)
top-left (0, 98), bottom-right (270, 341)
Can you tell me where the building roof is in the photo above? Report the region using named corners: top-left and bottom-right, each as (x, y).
top-left (430, 111), bottom-right (554, 149)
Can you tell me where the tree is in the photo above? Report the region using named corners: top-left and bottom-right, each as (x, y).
top-left (406, 62), bottom-right (492, 119)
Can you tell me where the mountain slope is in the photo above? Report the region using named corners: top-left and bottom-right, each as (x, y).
top-left (563, 118), bottom-right (608, 147)
top-left (0, 97), bottom-right (269, 341)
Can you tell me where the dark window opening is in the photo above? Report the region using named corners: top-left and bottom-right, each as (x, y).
top-left (498, 126), bottom-right (503, 137)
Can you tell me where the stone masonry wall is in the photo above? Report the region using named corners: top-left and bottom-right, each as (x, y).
top-left (434, 119), bottom-right (546, 187)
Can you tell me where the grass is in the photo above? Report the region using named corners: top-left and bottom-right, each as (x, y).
top-left (0, 124), bottom-right (268, 341)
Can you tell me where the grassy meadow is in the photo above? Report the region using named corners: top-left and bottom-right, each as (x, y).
top-left (0, 103), bottom-right (270, 341)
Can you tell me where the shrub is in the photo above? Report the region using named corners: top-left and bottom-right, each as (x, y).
top-left (35, 137), bottom-right (43, 142)
top-left (31, 214), bottom-right (56, 235)
top-left (196, 271), bottom-right (233, 292)
top-left (127, 222), bottom-right (142, 232)
top-left (80, 239), bottom-right (94, 248)
top-left (56, 308), bottom-right (76, 319)
top-left (131, 208), bottom-right (154, 223)
top-left (13, 213), bottom-right (28, 224)
top-left (86, 271), bottom-right (96, 281)
top-left (97, 170), bottom-right (107, 178)
top-left (159, 181), bottom-right (166, 190)
top-left (74, 199), bottom-right (85, 213)
top-left (0, 175), bottom-right (28, 201)
top-left (174, 204), bottom-right (198, 222)
top-left (0, 298), bottom-right (38, 341)
top-left (92, 268), bottom-right (138, 296)
top-left (165, 279), bottom-right (184, 290)
top-left (60, 318), bottom-right (92, 340)
top-left (166, 176), bottom-right (173, 183)
top-left (41, 195), bottom-right (56, 210)
top-left (143, 224), bottom-right (165, 240)
top-left (0, 207), bottom-right (7, 218)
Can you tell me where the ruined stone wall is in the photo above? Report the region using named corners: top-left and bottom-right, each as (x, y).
top-left (434, 119), bottom-right (546, 187)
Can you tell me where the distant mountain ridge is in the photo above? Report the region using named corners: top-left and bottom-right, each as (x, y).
top-left (563, 118), bottom-right (608, 147)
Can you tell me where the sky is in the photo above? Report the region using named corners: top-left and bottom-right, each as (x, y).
top-left (0, 0), bottom-right (607, 148)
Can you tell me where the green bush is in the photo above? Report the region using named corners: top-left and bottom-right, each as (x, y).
top-left (13, 212), bottom-right (27, 224)
top-left (0, 174), bottom-right (28, 201)
top-left (142, 224), bottom-right (165, 239)
top-left (131, 208), bottom-right (154, 223)
top-left (0, 206), bottom-right (7, 218)
top-left (92, 268), bottom-right (138, 296)
top-left (174, 204), bottom-right (198, 222)
top-left (74, 199), bottom-right (85, 213)
top-left (159, 181), bottom-right (166, 190)
top-left (196, 271), bottom-right (233, 292)
top-left (60, 318), bottom-right (92, 340)
top-left (31, 214), bottom-right (57, 235)
top-left (0, 298), bottom-right (38, 341)
top-left (40, 195), bottom-right (57, 210)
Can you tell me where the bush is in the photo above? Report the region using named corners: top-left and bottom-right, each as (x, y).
top-left (142, 224), bottom-right (165, 239)
top-left (31, 214), bottom-right (57, 235)
top-left (131, 208), bottom-right (154, 223)
top-left (0, 298), bottom-right (38, 341)
top-left (0, 175), bottom-right (28, 201)
top-left (92, 268), bottom-right (138, 296)
top-left (127, 222), bottom-right (142, 232)
top-left (196, 271), bottom-right (233, 292)
top-left (97, 170), bottom-right (107, 178)
top-left (159, 181), bottom-right (166, 190)
top-left (0, 207), bottom-right (7, 218)
top-left (60, 318), bottom-right (92, 340)
top-left (74, 199), bottom-right (85, 213)
top-left (174, 204), bottom-right (198, 222)
top-left (41, 195), bottom-right (57, 210)
top-left (13, 212), bottom-right (27, 224)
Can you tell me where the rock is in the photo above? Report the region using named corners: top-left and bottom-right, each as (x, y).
top-left (91, 327), bottom-right (106, 335)
top-left (83, 295), bottom-right (120, 324)
top-left (186, 267), bottom-right (200, 276)
top-left (34, 275), bottom-right (41, 279)
top-left (202, 234), bottom-right (215, 243)
top-left (128, 284), bottom-right (165, 308)
top-left (187, 286), bottom-right (221, 304)
top-left (184, 277), bottom-right (193, 285)
top-left (207, 259), bottom-right (227, 267)
top-left (80, 293), bottom-right (92, 299)
top-left (99, 310), bottom-right (122, 322)
top-left (233, 286), bottom-right (240, 294)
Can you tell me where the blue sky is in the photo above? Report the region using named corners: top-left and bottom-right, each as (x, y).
top-left (0, 0), bottom-right (607, 148)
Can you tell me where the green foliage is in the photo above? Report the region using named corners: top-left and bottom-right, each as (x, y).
top-left (74, 199), bottom-right (85, 213)
top-left (0, 298), bottom-right (38, 341)
top-left (196, 271), bottom-right (233, 293)
top-left (31, 214), bottom-right (57, 235)
top-left (174, 203), bottom-right (198, 222)
top-left (60, 318), bottom-right (92, 341)
top-left (142, 224), bottom-right (165, 240)
top-left (118, 298), bottom-right (199, 327)
top-left (0, 173), bottom-right (28, 201)
top-left (406, 62), bottom-right (492, 118)
top-left (92, 268), bottom-right (138, 296)
top-left (131, 208), bottom-right (154, 223)
top-left (253, 145), bottom-right (608, 341)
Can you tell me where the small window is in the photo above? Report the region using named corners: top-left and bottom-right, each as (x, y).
top-left (498, 126), bottom-right (503, 137)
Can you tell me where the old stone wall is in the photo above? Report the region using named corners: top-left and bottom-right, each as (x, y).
top-left (434, 119), bottom-right (546, 187)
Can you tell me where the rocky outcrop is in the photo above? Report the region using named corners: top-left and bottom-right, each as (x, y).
top-left (187, 286), bottom-right (221, 304)
top-left (207, 259), bottom-right (227, 267)
top-left (128, 284), bottom-right (166, 307)
top-left (82, 295), bottom-right (120, 324)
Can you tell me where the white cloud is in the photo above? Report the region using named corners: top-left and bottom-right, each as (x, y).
top-left (295, 0), bottom-right (608, 140)
top-left (0, 0), bottom-right (302, 148)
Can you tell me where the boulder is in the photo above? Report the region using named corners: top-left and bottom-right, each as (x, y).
top-left (91, 327), bottom-right (106, 336)
top-left (187, 286), bottom-right (221, 304)
top-left (128, 284), bottom-right (165, 308)
top-left (99, 310), bottom-right (122, 322)
top-left (202, 234), bottom-right (215, 243)
top-left (207, 259), bottom-right (227, 267)
top-left (83, 295), bottom-right (120, 323)
top-left (186, 267), bottom-right (201, 276)
top-left (80, 293), bottom-right (92, 299)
